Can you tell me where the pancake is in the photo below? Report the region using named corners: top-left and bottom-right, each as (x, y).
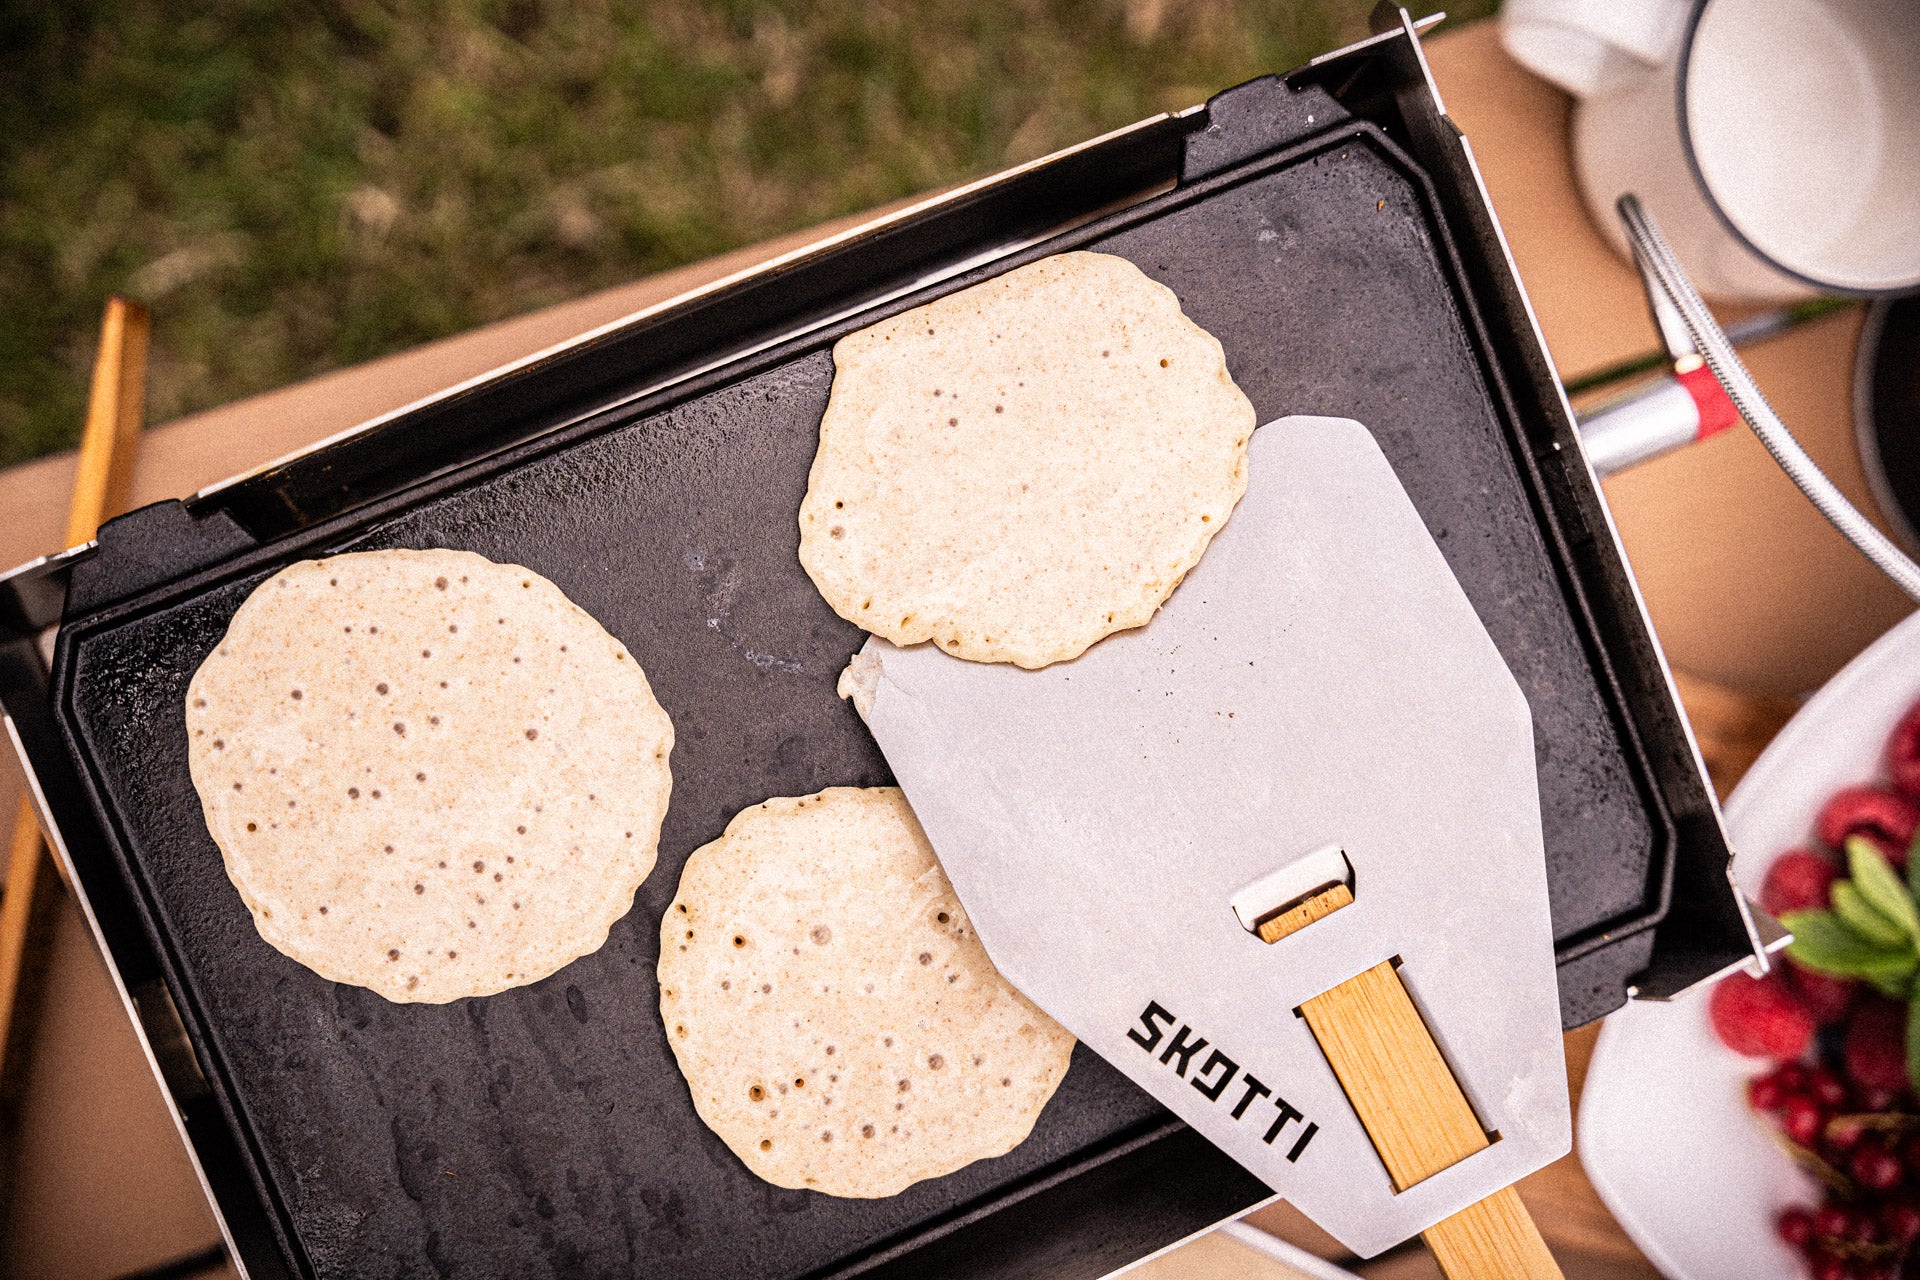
top-left (185, 548), bottom-right (673, 1003)
top-left (659, 786), bottom-right (1074, 1197)
top-left (798, 250), bottom-right (1255, 668)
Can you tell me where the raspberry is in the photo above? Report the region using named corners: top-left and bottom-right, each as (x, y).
top-left (1789, 963), bottom-right (1860, 1027)
top-left (1844, 999), bottom-right (1912, 1093)
top-left (1709, 970), bottom-right (1814, 1060)
top-left (1764, 849), bottom-right (1840, 917)
top-left (1888, 699), bottom-right (1920, 798)
top-left (1818, 787), bottom-right (1920, 867)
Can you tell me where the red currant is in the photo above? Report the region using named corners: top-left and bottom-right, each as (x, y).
top-left (1854, 1145), bottom-right (1906, 1191)
top-left (1783, 1095), bottom-right (1826, 1146)
top-left (1750, 1075), bottom-right (1787, 1111)
top-left (1779, 1206), bottom-right (1817, 1247)
top-left (1816, 1205), bottom-right (1856, 1238)
top-left (1810, 1253), bottom-right (1849, 1280)
top-left (1878, 1198), bottom-right (1920, 1245)
top-left (1779, 1063), bottom-right (1812, 1091)
top-left (1830, 1117), bottom-right (1871, 1153)
top-left (1812, 1067), bottom-right (1853, 1109)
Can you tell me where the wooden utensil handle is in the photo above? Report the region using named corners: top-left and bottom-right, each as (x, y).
top-left (68, 296), bottom-right (149, 548)
top-left (0, 297), bottom-right (149, 1090)
top-left (1299, 959), bottom-right (1561, 1280)
top-left (1423, 1184), bottom-right (1560, 1279)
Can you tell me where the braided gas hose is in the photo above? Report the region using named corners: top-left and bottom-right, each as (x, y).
top-left (1617, 194), bottom-right (1920, 604)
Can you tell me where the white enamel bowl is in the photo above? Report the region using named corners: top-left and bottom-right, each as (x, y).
top-left (1580, 608), bottom-right (1920, 1278)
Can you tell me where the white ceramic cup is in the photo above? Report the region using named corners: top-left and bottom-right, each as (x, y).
top-left (1509, 0), bottom-right (1920, 302)
top-left (1502, 0), bottom-right (1693, 99)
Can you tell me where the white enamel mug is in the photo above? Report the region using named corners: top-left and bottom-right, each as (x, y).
top-left (1508, 0), bottom-right (1920, 302)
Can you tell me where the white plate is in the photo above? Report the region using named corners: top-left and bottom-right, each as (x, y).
top-left (1580, 608), bottom-right (1920, 1279)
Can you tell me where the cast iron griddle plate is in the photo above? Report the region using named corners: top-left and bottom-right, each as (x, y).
top-left (57, 129), bottom-right (1651, 1278)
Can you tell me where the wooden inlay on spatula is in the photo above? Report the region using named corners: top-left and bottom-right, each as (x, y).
top-left (1301, 959), bottom-right (1561, 1280)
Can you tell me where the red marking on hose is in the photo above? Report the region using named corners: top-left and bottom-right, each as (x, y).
top-left (1676, 361), bottom-right (1741, 441)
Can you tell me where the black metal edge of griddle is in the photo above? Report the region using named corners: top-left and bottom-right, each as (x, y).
top-left (0, 16), bottom-right (1752, 1279)
top-left (1297, 9), bottom-right (1751, 1009)
top-left (1285, 35), bottom-right (1683, 981)
top-left (0, 630), bottom-right (298, 1280)
top-left (1274, 56), bottom-right (1687, 1003)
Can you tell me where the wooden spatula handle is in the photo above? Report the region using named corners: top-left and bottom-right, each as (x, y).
top-left (1422, 1184), bottom-right (1559, 1278)
top-left (1299, 960), bottom-right (1562, 1280)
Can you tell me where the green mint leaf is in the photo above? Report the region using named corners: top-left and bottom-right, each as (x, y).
top-left (1833, 881), bottom-right (1909, 948)
top-left (1848, 836), bottom-right (1920, 944)
top-left (1908, 995), bottom-right (1920, 1094)
top-left (1909, 829), bottom-right (1920, 903)
top-left (1878, 970), bottom-right (1920, 999)
top-left (1784, 909), bottom-right (1919, 983)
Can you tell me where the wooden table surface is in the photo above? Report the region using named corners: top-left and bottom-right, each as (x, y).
top-left (1, 19), bottom-right (1902, 1278)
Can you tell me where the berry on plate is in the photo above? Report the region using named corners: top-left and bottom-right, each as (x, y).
top-left (1886, 700), bottom-right (1920, 800)
top-left (1844, 999), bottom-right (1912, 1093)
top-left (1853, 1144), bottom-right (1906, 1192)
top-left (1788, 963), bottom-right (1861, 1027)
top-left (1765, 849), bottom-right (1842, 918)
top-left (1818, 787), bottom-right (1920, 867)
top-left (1710, 969), bottom-right (1815, 1060)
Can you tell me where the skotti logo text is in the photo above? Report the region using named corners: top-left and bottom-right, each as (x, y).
top-left (1126, 1000), bottom-right (1319, 1163)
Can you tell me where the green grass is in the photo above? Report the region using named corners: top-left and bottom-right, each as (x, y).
top-left (0, 0), bottom-right (1491, 466)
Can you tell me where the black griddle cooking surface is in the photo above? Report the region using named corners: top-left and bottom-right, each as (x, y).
top-left (52, 112), bottom-right (1671, 1279)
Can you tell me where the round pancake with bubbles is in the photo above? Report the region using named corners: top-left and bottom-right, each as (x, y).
top-left (659, 786), bottom-right (1074, 1197)
top-left (798, 250), bottom-right (1255, 669)
top-left (186, 548), bottom-right (673, 1003)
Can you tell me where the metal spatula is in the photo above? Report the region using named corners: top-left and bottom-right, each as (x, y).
top-left (841, 416), bottom-right (1569, 1276)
